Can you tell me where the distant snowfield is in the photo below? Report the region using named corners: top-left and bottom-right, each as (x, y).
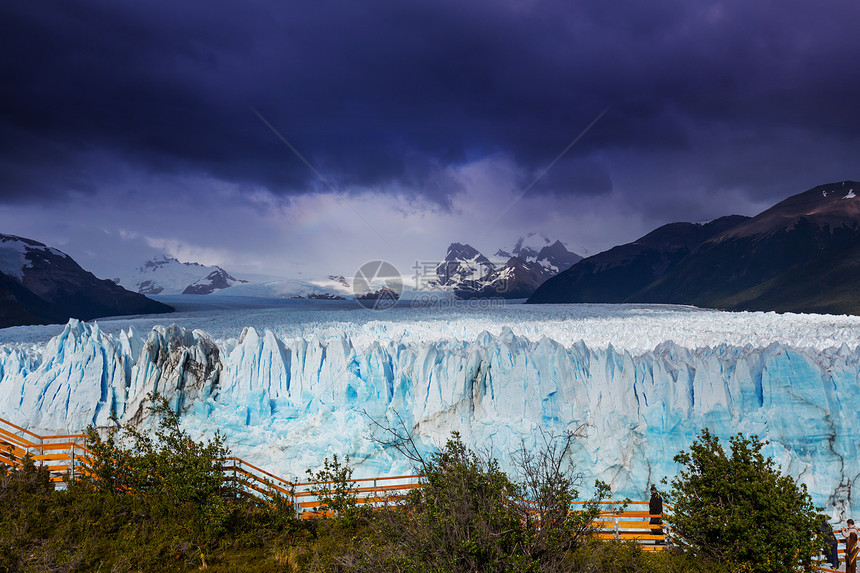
top-left (3, 296), bottom-right (859, 354)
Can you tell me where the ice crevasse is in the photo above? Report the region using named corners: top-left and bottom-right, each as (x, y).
top-left (0, 319), bottom-right (858, 515)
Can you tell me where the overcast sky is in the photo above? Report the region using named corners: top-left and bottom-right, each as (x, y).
top-left (1, 0), bottom-right (858, 280)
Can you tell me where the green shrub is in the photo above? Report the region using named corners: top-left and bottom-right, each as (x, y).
top-left (0, 398), bottom-right (317, 571)
top-left (412, 433), bottom-right (530, 571)
top-left (666, 429), bottom-right (824, 573)
top-left (6, 418), bottom-right (802, 571)
top-left (0, 455), bottom-right (55, 572)
top-left (515, 428), bottom-right (612, 569)
top-left (306, 453), bottom-right (359, 522)
top-left (338, 431), bottom-right (611, 573)
top-left (84, 393), bottom-right (233, 537)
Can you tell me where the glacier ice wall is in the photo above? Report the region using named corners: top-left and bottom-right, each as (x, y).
top-left (1, 319), bottom-right (858, 515)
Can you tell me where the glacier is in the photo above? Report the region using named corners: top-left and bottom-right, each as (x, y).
top-left (1, 301), bottom-right (859, 517)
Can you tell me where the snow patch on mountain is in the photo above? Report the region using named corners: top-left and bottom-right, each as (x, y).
top-left (0, 235), bottom-right (70, 281)
top-left (182, 268), bottom-right (246, 295)
top-left (434, 243), bottom-right (495, 287)
top-left (0, 238), bottom-right (30, 281)
top-left (117, 256), bottom-right (245, 295)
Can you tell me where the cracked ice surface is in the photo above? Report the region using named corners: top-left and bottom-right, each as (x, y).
top-left (1, 299), bottom-right (859, 516)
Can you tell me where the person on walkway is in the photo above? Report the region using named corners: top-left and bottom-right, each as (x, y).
top-left (847, 531), bottom-right (858, 573)
top-left (844, 519), bottom-right (859, 539)
top-left (649, 485), bottom-right (663, 545)
top-left (820, 519), bottom-right (839, 569)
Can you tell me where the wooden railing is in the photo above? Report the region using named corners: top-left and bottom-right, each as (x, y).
top-left (0, 416), bottom-right (426, 520)
top-left (588, 501), bottom-right (669, 549)
top-left (291, 474), bottom-right (425, 519)
top-left (811, 535), bottom-right (852, 572)
top-left (217, 457), bottom-right (424, 517)
top-left (0, 417), bottom-right (91, 483)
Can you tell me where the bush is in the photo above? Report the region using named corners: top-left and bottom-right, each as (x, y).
top-left (306, 453), bottom-right (359, 521)
top-left (0, 395), bottom-right (309, 571)
top-left (341, 430), bottom-right (610, 572)
top-left (85, 393), bottom-right (232, 537)
top-left (340, 433), bottom-right (529, 572)
top-left (410, 433), bottom-right (530, 571)
top-left (0, 455), bottom-right (55, 572)
top-left (514, 427), bottom-right (612, 569)
top-left (666, 429), bottom-right (824, 573)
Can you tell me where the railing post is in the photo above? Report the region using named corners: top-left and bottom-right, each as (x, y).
top-left (614, 517), bottom-right (620, 540)
top-left (70, 446), bottom-right (75, 483)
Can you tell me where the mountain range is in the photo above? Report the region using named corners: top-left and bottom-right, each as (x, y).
top-left (7, 180), bottom-right (857, 324)
top-left (434, 235), bottom-right (582, 299)
top-left (0, 234), bottom-right (172, 328)
top-left (529, 181), bottom-right (860, 314)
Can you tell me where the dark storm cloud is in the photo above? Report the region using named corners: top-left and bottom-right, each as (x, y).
top-left (523, 157), bottom-right (614, 197)
top-left (1, 0), bottom-right (858, 206)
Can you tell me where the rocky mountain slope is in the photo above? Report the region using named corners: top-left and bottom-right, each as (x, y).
top-left (0, 234), bottom-right (172, 328)
top-left (529, 181), bottom-right (860, 314)
top-left (181, 268), bottom-right (247, 295)
top-left (527, 216), bottom-right (749, 303)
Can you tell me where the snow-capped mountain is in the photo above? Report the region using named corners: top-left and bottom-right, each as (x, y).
top-left (434, 243), bottom-right (495, 287)
top-left (0, 234), bottom-right (172, 328)
top-left (496, 233), bottom-right (582, 277)
top-left (495, 232), bottom-right (553, 261)
top-left (182, 268), bottom-right (247, 295)
top-left (117, 256), bottom-right (246, 295)
top-left (532, 240), bottom-right (583, 275)
top-left (454, 256), bottom-right (548, 299)
top-left (432, 236), bottom-right (581, 299)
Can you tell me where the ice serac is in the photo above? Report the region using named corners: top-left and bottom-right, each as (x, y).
top-left (1, 321), bottom-right (858, 514)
